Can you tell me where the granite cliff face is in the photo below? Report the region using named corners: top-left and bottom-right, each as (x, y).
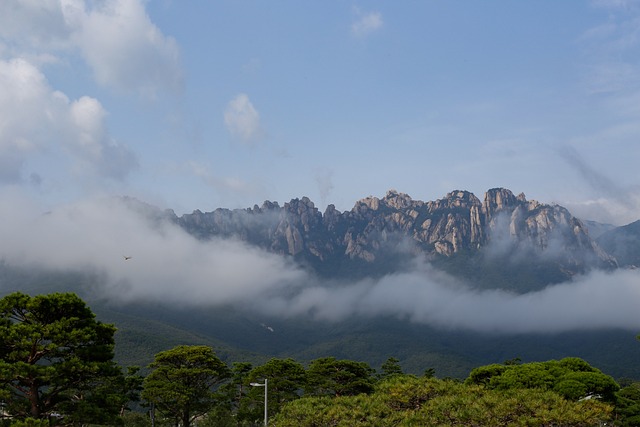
top-left (174, 188), bottom-right (617, 290)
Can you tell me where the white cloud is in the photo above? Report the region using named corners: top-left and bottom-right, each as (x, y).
top-left (68, 96), bottom-right (138, 179)
top-left (76, 0), bottom-right (183, 97)
top-left (351, 10), bottom-right (383, 38)
top-left (0, 193), bottom-right (304, 305)
top-left (0, 0), bottom-right (182, 97)
top-left (0, 0), bottom-right (74, 50)
top-left (259, 263), bottom-right (640, 334)
top-left (0, 58), bottom-right (137, 184)
top-left (224, 93), bottom-right (264, 144)
top-left (0, 58), bottom-right (66, 183)
top-left (564, 193), bottom-right (640, 226)
top-left (0, 1), bottom-right (171, 189)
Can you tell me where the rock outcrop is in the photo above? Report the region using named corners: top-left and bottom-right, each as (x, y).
top-left (173, 188), bottom-right (618, 289)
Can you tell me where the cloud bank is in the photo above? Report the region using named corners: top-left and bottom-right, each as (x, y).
top-left (261, 266), bottom-right (640, 334)
top-left (0, 192), bottom-right (638, 335)
top-left (0, 58), bottom-right (137, 184)
top-left (0, 192), bottom-right (302, 306)
top-left (77, 0), bottom-right (182, 96)
top-left (0, 0), bottom-right (183, 191)
top-left (0, 0), bottom-right (183, 97)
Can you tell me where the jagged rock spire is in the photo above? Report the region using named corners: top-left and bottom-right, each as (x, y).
top-left (174, 188), bottom-right (617, 289)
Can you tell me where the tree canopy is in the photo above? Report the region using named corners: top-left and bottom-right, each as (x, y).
top-left (377, 356), bottom-right (404, 381)
top-left (141, 345), bottom-right (230, 427)
top-left (0, 292), bottom-right (121, 422)
top-left (465, 357), bottom-right (620, 402)
top-left (305, 357), bottom-right (376, 397)
top-left (273, 375), bottom-right (613, 426)
top-left (244, 358), bottom-right (305, 421)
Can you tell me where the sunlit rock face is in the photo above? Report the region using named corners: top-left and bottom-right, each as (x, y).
top-left (173, 188), bottom-right (618, 289)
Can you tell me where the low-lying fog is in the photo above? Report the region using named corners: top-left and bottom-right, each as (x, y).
top-left (1, 191), bottom-right (639, 334)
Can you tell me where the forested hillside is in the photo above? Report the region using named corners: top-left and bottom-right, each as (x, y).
top-left (2, 291), bottom-right (639, 426)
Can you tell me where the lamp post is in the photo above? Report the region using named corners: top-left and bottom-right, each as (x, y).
top-left (250, 378), bottom-right (268, 426)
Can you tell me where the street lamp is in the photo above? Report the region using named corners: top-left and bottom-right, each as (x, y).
top-left (250, 378), bottom-right (268, 426)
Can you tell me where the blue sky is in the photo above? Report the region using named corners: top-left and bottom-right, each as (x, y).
top-left (1, 0), bottom-right (640, 224)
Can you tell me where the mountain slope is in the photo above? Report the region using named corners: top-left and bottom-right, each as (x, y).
top-left (597, 220), bottom-right (640, 268)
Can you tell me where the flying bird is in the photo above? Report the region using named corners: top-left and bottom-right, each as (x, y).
top-left (123, 256), bottom-right (132, 261)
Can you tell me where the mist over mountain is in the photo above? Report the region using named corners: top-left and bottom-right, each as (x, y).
top-left (0, 187), bottom-right (639, 377)
top-left (597, 220), bottom-right (640, 269)
top-left (1, 187), bottom-right (637, 328)
top-left (172, 187), bottom-right (618, 292)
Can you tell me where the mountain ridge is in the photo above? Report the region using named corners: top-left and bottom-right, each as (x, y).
top-left (170, 187), bottom-right (619, 291)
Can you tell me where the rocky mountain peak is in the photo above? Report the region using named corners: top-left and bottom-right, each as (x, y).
top-left (284, 196), bottom-right (316, 213)
top-left (483, 187), bottom-right (521, 218)
top-left (173, 188), bottom-right (619, 290)
top-left (355, 195), bottom-right (380, 212)
top-left (259, 200), bottom-right (280, 211)
top-left (382, 189), bottom-right (416, 210)
top-left (432, 190), bottom-right (482, 210)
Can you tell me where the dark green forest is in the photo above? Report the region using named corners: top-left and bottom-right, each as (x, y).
top-left (1, 292), bottom-right (639, 426)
